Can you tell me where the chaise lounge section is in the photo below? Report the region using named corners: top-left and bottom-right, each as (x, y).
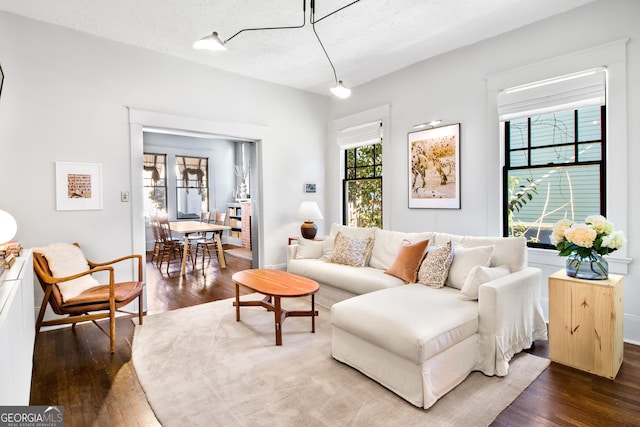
top-left (287, 224), bottom-right (548, 408)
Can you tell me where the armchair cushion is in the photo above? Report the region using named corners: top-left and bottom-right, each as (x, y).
top-left (34, 242), bottom-right (100, 303)
top-left (63, 281), bottom-right (144, 308)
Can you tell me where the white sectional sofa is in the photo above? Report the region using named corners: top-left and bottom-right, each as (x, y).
top-left (287, 224), bottom-right (548, 409)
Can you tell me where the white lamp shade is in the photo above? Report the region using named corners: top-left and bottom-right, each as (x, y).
top-left (297, 201), bottom-right (323, 221)
top-left (0, 210), bottom-right (17, 244)
top-left (193, 32), bottom-right (227, 51)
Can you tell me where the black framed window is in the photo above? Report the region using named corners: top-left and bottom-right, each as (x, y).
top-left (503, 105), bottom-right (606, 248)
top-left (176, 155), bottom-right (209, 219)
top-left (143, 153), bottom-right (167, 216)
top-left (343, 142), bottom-right (382, 228)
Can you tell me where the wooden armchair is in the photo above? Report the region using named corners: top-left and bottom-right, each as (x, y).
top-left (33, 243), bottom-right (144, 353)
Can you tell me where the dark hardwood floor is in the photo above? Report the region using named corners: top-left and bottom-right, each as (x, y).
top-left (29, 248), bottom-right (252, 427)
top-left (30, 251), bottom-right (640, 426)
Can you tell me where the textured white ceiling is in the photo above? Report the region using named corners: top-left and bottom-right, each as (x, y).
top-left (0, 0), bottom-right (595, 95)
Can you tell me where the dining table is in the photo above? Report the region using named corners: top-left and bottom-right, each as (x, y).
top-left (170, 221), bottom-right (231, 275)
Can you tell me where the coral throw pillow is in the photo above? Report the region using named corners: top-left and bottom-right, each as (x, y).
top-left (384, 239), bottom-right (430, 283)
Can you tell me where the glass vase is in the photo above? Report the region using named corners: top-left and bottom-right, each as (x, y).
top-left (565, 251), bottom-right (608, 280)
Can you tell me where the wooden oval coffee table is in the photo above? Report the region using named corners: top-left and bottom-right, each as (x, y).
top-left (232, 269), bottom-right (319, 346)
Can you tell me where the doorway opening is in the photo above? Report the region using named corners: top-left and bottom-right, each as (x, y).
top-left (129, 108), bottom-right (266, 312)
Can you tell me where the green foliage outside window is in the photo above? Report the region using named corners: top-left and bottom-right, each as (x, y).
top-left (344, 143), bottom-right (382, 228)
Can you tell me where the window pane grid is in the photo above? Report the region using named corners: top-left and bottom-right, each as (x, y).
top-left (344, 142), bottom-right (383, 228)
top-left (504, 105), bottom-right (605, 247)
top-left (345, 143), bottom-right (383, 181)
top-left (175, 155), bottom-right (209, 219)
top-left (143, 153), bottom-right (167, 215)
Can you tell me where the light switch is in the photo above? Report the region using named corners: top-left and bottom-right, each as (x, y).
top-left (121, 191), bottom-right (129, 202)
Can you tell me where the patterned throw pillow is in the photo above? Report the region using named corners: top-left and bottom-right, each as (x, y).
top-left (417, 241), bottom-right (454, 288)
top-left (327, 232), bottom-right (374, 267)
top-left (384, 239), bottom-right (430, 283)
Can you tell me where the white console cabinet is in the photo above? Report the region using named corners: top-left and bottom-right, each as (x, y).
top-left (0, 249), bottom-right (35, 405)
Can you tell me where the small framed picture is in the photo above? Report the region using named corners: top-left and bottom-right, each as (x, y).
top-left (305, 183), bottom-right (316, 193)
top-left (55, 161), bottom-right (103, 210)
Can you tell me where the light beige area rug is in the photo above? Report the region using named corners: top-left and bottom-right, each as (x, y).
top-left (132, 295), bottom-right (549, 427)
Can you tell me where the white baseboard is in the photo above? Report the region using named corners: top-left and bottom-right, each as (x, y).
top-left (624, 314), bottom-right (640, 346)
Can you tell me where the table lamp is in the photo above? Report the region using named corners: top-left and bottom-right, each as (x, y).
top-left (297, 201), bottom-right (323, 240)
top-left (0, 210), bottom-right (17, 244)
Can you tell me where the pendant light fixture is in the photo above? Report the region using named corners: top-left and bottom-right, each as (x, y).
top-left (194, 0), bottom-right (359, 98)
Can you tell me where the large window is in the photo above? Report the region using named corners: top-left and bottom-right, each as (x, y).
top-left (143, 153), bottom-right (167, 216)
top-left (504, 105), bottom-right (606, 247)
top-left (343, 142), bottom-right (382, 228)
top-left (176, 155), bottom-right (209, 219)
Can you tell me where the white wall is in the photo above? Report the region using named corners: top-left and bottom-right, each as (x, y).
top-left (0, 12), bottom-right (328, 317)
top-left (2, 1), bottom-right (638, 342)
top-left (327, 0), bottom-right (640, 343)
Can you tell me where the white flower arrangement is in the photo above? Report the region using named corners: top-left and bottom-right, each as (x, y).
top-left (551, 215), bottom-right (626, 257)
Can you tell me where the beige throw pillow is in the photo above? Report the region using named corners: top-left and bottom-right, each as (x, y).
top-left (460, 264), bottom-right (510, 300)
top-left (384, 239), bottom-right (430, 283)
top-left (294, 238), bottom-right (324, 259)
top-left (320, 237), bottom-right (335, 261)
top-left (417, 241), bottom-right (454, 288)
top-left (327, 232), bottom-right (373, 267)
top-left (446, 245), bottom-right (494, 290)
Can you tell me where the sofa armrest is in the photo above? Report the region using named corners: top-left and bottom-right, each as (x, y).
top-left (477, 267), bottom-right (548, 376)
top-left (286, 244), bottom-right (298, 262)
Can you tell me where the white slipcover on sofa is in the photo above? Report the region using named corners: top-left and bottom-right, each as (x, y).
top-left (287, 224), bottom-right (548, 409)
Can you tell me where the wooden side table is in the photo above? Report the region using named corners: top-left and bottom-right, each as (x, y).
top-left (548, 270), bottom-right (624, 379)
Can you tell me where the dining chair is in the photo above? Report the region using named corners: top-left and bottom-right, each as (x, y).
top-left (33, 242), bottom-right (144, 353)
top-left (194, 211), bottom-right (227, 268)
top-left (156, 216), bottom-right (192, 274)
top-left (149, 216), bottom-right (163, 267)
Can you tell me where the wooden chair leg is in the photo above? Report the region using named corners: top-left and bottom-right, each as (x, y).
top-left (109, 307), bottom-right (116, 354)
top-left (35, 286), bottom-right (53, 335)
top-left (138, 294), bottom-right (144, 326)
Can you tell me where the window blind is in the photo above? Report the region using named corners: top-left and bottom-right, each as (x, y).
top-left (497, 67), bottom-right (606, 121)
top-left (336, 120), bottom-right (382, 148)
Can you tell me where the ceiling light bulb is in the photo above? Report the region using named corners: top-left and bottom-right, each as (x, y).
top-left (330, 80), bottom-right (351, 99)
top-left (193, 32), bottom-right (226, 51)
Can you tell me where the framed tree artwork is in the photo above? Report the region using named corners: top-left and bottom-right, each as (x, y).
top-left (408, 123), bottom-right (460, 209)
